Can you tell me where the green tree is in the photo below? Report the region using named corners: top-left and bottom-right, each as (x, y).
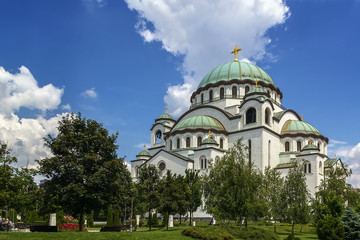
top-left (87, 211), bottom-right (94, 227)
top-left (342, 208), bottom-right (360, 240)
top-left (185, 169), bottom-right (202, 224)
top-left (37, 112), bottom-right (131, 231)
top-left (281, 160), bottom-right (310, 235)
top-left (175, 174), bottom-right (191, 224)
top-left (114, 208), bottom-right (120, 225)
top-left (263, 166), bottom-right (284, 233)
top-left (316, 214), bottom-right (344, 240)
top-left (137, 164), bottom-right (161, 231)
top-left (203, 138), bottom-right (266, 228)
top-left (107, 207), bottom-right (114, 227)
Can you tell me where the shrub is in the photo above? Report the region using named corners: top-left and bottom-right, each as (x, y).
top-left (114, 209), bottom-right (120, 225)
top-left (342, 208), bottom-right (360, 240)
top-left (283, 234), bottom-right (301, 240)
top-left (107, 208), bottom-right (114, 227)
top-left (152, 212), bottom-right (159, 226)
top-left (87, 211), bottom-right (94, 227)
top-left (59, 223), bottom-right (86, 232)
top-left (162, 212), bottom-right (169, 227)
top-left (25, 210), bottom-right (38, 223)
top-left (316, 215), bottom-right (344, 240)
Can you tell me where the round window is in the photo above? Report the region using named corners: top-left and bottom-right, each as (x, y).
top-left (159, 162), bottom-right (166, 171)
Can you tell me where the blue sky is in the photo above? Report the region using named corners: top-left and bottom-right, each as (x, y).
top-left (0, 0), bottom-right (359, 185)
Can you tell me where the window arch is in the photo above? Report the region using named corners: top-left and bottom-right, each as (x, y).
top-left (268, 140), bottom-right (271, 167)
top-left (200, 156), bottom-right (207, 169)
top-left (232, 86), bottom-right (237, 98)
top-left (220, 138), bottom-right (224, 149)
top-left (265, 108), bottom-right (270, 125)
top-left (285, 141), bottom-right (290, 152)
top-left (245, 86), bottom-right (250, 94)
top-left (246, 108), bottom-right (256, 124)
top-left (318, 142), bottom-right (321, 152)
top-left (186, 137), bottom-right (191, 148)
top-left (201, 94), bottom-right (204, 104)
top-left (155, 130), bottom-right (162, 143)
top-left (248, 139), bottom-right (252, 161)
top-left (297, 141), bottom-right (302, 152)
top-left (209, 90), bottom-right (213, 102)
top-left (176, 138), bottom-right (180, 149)
top-left (220, 87), bottom-right (225, 99)
top-left (197, 136), bottom-right (202, 147)
top-left (170, 140), bottom-right (173, 151)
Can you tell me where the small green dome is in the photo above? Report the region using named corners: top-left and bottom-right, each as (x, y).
top-left (302, 144), bottom-right (319, 151)
top-left (156, 113), bottom-right (174, 121)
top-left (281, 120), bottom-right (321, 136)
top-left (247, 87), bottom-right (267, 95)
top-left (171, 115), bottom-right (225, 133)
top-left (202, 138), bottom-right (218, 146)
top-left (136, 150), bottom-right (151, 157)
top-left (198, 61), bottom-right (274, 89)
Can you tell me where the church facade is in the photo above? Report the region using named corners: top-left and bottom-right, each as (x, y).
top-left (131, 46), bottom-right (342, 217)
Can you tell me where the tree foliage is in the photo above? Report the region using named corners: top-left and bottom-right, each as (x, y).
top-left (342, 208), bottom-right (360, 240)
top-left (37, 112), bottom-right (131, 231)
top-left (203, 138), bottom-right (266, 227)
top-left (185, 169), bottom-right (202, 223)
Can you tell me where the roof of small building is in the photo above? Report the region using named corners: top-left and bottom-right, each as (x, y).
top-left (197, 61), bottom-right (275, 89)
top-left (136, 149), bottom-right (151, 157)
top-left (156, 113), bottom-right (174, 121)
top-left (302, 143), bottom-right (319, 151)
top-left (324, 158), bottom-right (340, 168)
top-left (171, 115), bottom-right (225, 133)
top-left (202, 137), bottom-right (219, 145)
top-left (281, 120), bottom-right (321, 136)
top-left (275, 162), bottom-right (297, 169)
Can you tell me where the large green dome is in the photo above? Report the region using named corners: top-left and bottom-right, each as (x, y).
top-left (198, 61), bottom-right (274, 89)
top-left (171, 115), bottom-right (225, 133)
top-left (281, 120), bottom-right (321, 136)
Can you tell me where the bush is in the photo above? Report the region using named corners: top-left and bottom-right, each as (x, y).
top-left (316, 215), bottom-right (344, 240)
top-left (162, 212), bottom-right (169, 227)
top-left (114, 209), bottom-right (120, 225)
top-left (342, 208), bottom-right (360, 240)
top-left (87, 211), bottom-right (94, 227)
top-left (107, 208), bottom-right (114, 227)
top-left (25, 210), bottom-right (38, 224)
top-left (283, 234), bottom-right (301, 240)
top-left (152, 212), bottom-right (159, 226)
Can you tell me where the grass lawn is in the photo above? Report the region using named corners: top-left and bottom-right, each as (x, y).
top-left (0, 223), bottom-right (319, 240)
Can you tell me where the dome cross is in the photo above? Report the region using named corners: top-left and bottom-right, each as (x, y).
top-left (301, 114), bottom-right (303, 121)
top-left (165, 107), bottom-right (168, 114)
top-left (143, 144), bottom-right (146, 150)
top-left (231, 44), bottom-right (242, 62)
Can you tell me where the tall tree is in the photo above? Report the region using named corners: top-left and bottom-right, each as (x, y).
top-left (37, 112), bottom-right (131, 231)
top-left (281, 160), bottom-right (310, 235)
top-left (185, 169), bottom-right (202, 224)
top-left (263, 166), bottom-right (284, 233)
top-left (203, 139), bottom-right (266, 228)
top-left (136, 164), bottom-right (161, 231)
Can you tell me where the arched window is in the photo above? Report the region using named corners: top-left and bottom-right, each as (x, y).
top-left (176, 138), bottom-right (180, 149)
top-left (220, 138), bottom-right (224, 149)
top-left (265, 108), bottom-right (270, 125)
top-left (285, 141), bottom-right (290, 152)
top-left (170, 140), bottom-right (173, 151)
top-left (246, 108), bottom-right (256, 124)
top-left (197, 136), bottom-right (202, 147)
top-left (201, 94), bottom-right (204, 104)
top-left (200, 156), bottom-right (207, 169)
top-left (308, 163), bottom-right (311, 173)
top-left (232, 86), bottom-right (237, 98)
top-left (209, 90), bottom-right (213, 102)
top-left (186, 137), bottom-right (191, 148)
top-left (267, 91), bottom-right (271, 97)
top-left (248, 139), bottom-right (252, 161)
top-left (318, 142), bottom-right (321, 152)
top-left (319, 161), bottom-right (322, 174)
top-left (155, 130), bottom-right (162, 143)
top-left (220, 87), bottom-right (225, 99)
top-left (297, 141), bottom-right (302, 152)
top-left (245, 86), bottom-right (250, 94)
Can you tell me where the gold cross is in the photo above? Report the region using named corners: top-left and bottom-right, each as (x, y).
top-left (231, 44), bottom-right (242, 62)
top-left (308, 137), bottom-right (312, 145)
top-left (208, 130), bottom-right (211, 139)
top-left (301, 114), bottom-right (303, 121)
top-left (165, 107), bottom-right (168, 114)
top-left (255, 80), bottom-right (258, 88)
top-left (143, 144), bottom-right (146, 150)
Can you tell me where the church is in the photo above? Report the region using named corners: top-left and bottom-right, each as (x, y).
top-left (131, 45), bottom-right (343, 217)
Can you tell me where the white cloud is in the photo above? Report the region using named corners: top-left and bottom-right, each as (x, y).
top-left (0, 65), bottom-right (67, 169)
top-left (0, 66), bottom-right (64, 115)
top-left (125, 0), bottom-right (290, 116)
top-left (61, 104), bottom-right (71, 111)
top-left (81, 87), bottom-right (97, 98)
top-left (135, 143), bottom-right (151, 149)
top-left (82, 0), bottom-right (106, 8)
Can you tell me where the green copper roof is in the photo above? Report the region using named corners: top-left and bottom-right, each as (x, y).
top-left (302, 144), bottom-right (319, 151)
top-left (198, 61), bottom-right (274, 89)
top-left (281, 120), bottom-right (321, 136)
top-left (171, 115), bottom-right (225, 132)
top-left (202, 138), bottom-right (218, 145)
top-left (136, 150), bottom-right (151, 157)
top-left (156, 113), bottom-right (174, 121)
top-left (246, 87), bottom-right (267, 95)
top-left (325, 158), bottom-right (340, 168)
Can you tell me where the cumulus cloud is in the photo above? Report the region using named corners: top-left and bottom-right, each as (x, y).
top-left (0, 66), bottom-right (63, 115)
top-left (125, 0), bottom-right (290, 116)
top-left (61, 104), bottom-right (71, 111)
top-left (0, 66), bottom-right (67, 169)
top-left (81, 87), bottom-right (97, 98)
top-left (135, 143), bottom-right (151, 149)
top-left (82, 0), bottom-right (106, 8)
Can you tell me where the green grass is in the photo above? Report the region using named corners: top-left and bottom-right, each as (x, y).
top-left (0, 223), bottom-right (319, 240)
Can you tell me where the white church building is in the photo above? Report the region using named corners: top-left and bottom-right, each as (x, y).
top-left (131, 46), bottom-right (343, 217)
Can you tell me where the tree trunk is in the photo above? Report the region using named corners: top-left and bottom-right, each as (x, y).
top-left (79, 212), bottom-right (84, 232)
top-left (273, 220), bottom-right (276, 233)
top-left (190, 211), bottom-right (192, 224)
top-left (245, 218), bottom-right (248, 230)
top-left (292, 221), bottom-right (295, 235)
top-left (300, 224), bottom-right (303, 233)
top-left (166, 211), bottom-right (169, 231)
top-left (180, 214), bottom-right (182, 225)
top-left (149, 210), bottom-right (152, 231)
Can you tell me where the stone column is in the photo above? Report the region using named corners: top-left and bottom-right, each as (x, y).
top-left (136, 215), bottom-right (140, 226)
top-left (49, 213), bottom-right (56, 226)
top-left (168, 215), bottom-right (174, 227)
